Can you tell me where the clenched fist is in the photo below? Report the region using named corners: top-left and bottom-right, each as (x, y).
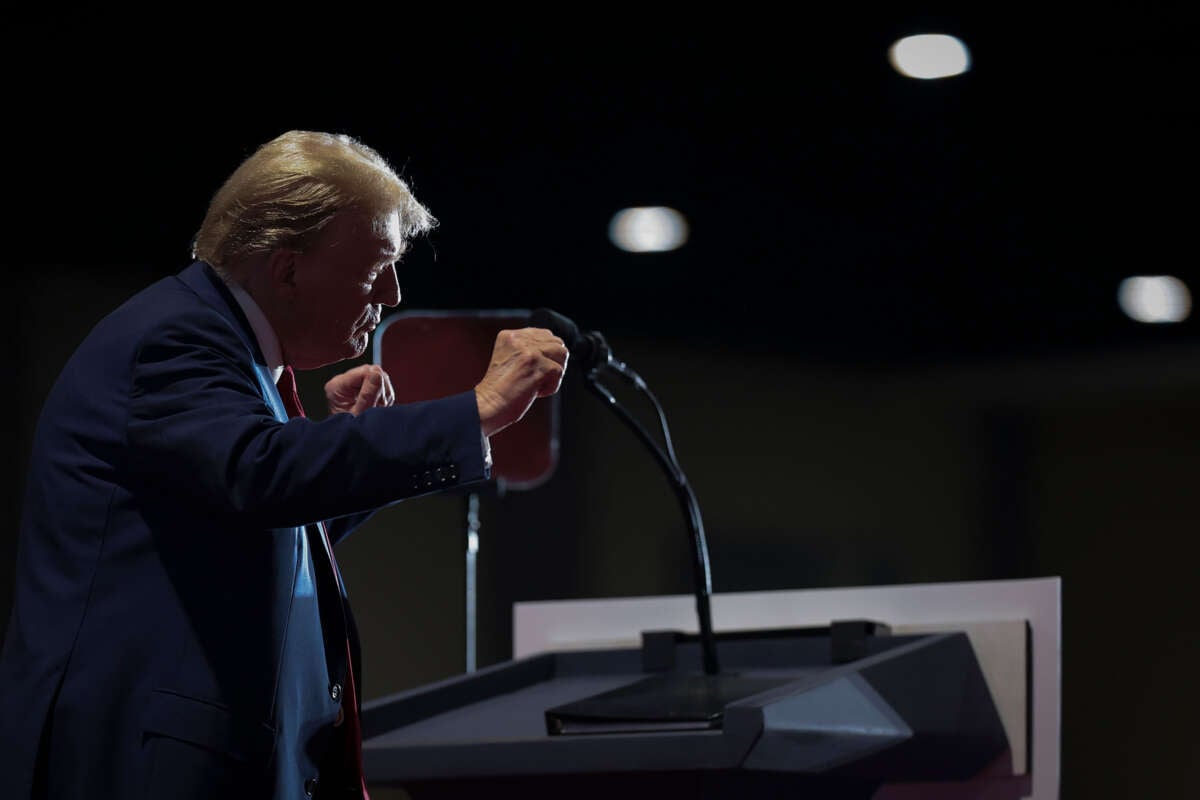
top-left (474, 328), bottom-right (568, 437)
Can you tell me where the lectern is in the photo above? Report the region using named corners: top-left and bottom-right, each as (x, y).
top-left (358, 574), bottom-right (1053, 800)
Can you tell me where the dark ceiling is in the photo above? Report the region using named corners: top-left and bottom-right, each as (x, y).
top-left (7, 10), bottom-right (1197, 364)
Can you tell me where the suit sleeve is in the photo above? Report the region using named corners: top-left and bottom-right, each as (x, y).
top-left (126, 306), bottom-right (489, 529)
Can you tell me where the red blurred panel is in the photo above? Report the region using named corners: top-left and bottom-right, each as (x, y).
top-left (374, 310), bottom-right (558, 490)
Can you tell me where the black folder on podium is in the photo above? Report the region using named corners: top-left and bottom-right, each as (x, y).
top-left (360, 622), bottom-right (1022, 800)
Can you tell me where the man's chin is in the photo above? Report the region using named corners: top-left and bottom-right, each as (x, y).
top-left (293, 341), bottom-right (367, 370)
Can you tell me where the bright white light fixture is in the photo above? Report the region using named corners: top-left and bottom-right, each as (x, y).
top-left (1118, 275), bottom-right (1192, 323)
top-left (608, 206), bottom-right (689, 253)
top-left (889, 34), bottom-right (971, 79)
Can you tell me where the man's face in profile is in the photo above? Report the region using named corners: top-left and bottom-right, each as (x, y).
top-left (280, 210), bottom-right (403, 369)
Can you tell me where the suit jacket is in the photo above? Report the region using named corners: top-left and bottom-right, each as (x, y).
top-left (0, 262), bottom-right (488, 799)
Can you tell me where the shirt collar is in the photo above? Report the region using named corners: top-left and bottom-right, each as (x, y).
top-left (222, 278), bottom-right (285, 384)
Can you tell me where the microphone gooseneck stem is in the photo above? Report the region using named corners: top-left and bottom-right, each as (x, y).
top-left (585, 363), bottom-right (720, 675)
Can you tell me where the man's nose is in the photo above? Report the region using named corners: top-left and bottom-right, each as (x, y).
top-left (374, 265), bottom-right (401, 307)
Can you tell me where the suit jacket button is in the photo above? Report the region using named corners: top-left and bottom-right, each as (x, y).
top-left (304, 775), bottom-right (319, 798)
top-left (329, 683), bottom-right (342, 702)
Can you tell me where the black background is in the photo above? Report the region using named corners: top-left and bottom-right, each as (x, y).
top-left (5, 9), bottom-right (1196, 362)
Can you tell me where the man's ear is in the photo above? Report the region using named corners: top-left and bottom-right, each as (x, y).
top-left (265, 248), bottom-right (298, 294)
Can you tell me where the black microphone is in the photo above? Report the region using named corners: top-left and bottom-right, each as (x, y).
top-left (528, 307), bottom-right (722, 681)
top-left (529, 308), bottom-right (612, 370)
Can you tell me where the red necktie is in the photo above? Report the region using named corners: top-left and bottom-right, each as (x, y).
top-left (277, 366), bottom-right (371, 800)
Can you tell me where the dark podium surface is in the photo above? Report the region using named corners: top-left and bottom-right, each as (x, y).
top-left (361, 625), bottom-right (1025, 799)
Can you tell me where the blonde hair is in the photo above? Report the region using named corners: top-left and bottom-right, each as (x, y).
top-left (192, 130), bottom-right (435, 273)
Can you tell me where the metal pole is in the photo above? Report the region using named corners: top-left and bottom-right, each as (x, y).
top-left (465, 492), bottom-right (480, 673)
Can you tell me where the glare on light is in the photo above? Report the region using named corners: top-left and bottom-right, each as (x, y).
top-left (1118, 275), bottom-right (1192, 323)
top-left (889, 34), bottom-right (971, 79)
top-left (608, 206), bottom-right (689, 253)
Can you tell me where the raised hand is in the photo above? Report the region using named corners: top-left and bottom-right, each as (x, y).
top-left (474, 328), bottom-right (568, 437)
top-left (324, 364), bottom-right (395, 416)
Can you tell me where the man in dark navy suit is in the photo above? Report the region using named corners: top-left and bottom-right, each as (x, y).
top-left (0, 130), bottom-right (568, 799)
